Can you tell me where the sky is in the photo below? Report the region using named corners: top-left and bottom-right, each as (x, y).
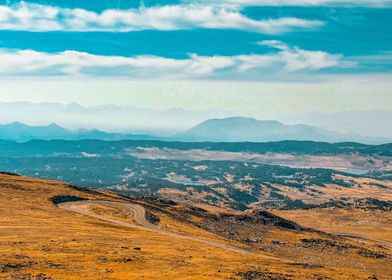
top-left (0, 0), bottom-right (391, 136)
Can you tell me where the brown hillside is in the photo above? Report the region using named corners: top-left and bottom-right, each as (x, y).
top-left (0, 174), bottom-right (390, 279)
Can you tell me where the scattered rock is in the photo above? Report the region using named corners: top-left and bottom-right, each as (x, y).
top-left (14, 254), bottom-right (29, 259)
top-left (156, 199), bottom-right (177, 207)
top-left (301, 238), bottom-right (356, 251)
top-left (45, 261), bottom-right (65, 269)
top-left (36, 273), bottom-right (53, 280)
top-left (271, 240), bottom-right (285, 245)
top-left (0, 261), bottom-right (37, 273)
top-left (145, 211), bottom-right (160, 225)
top-left (358, 248), bottom-right (386, 259)
top-left (243, 237), bottom-right (262, 243)
top-left (41, 246), bottom-right (51, 252)
top-left (9, 273), bottom-right (33, 280)
top-left (96, 256), bottom-right (108, 263)
top-left (233, 270), bottom-right (291, 280)
top-left (290, 262), bottom-right (325, 269)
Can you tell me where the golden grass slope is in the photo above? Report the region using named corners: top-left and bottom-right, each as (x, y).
top-left (0, 174), bottom-right (391, 279)
top-left (274, 208), bottom-right (392, 248)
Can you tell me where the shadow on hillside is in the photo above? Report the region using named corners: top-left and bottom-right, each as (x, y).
top-left (51, 195), bottom-right (88, 205)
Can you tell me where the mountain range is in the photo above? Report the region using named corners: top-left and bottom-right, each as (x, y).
top-left (1, 102), bottom-right (392, 139)
top-left (0, 122), bottom-right (159, 142)
top-left (0, 117), bottom-right (390, 144)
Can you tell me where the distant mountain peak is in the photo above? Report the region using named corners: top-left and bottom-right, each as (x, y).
top-left (7, 121), bottom-right (26, 127)
top-left (177, 117), bottom-right (341, 143)
top-left (48, 122), bottom-right (61, 127)
top-left (199, 117), bottom-right (282, 125)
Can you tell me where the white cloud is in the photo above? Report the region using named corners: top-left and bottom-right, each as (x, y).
top-left (0, 42), bottom-right (345, 78)
top-left (258, 40), bottom-right (345, 71)
top-left (0, 49), bottom-right (236, 77)
top-left (0, 2), bottom-right (323, 33)
top-left (192, 0), bottom-right (392, 7)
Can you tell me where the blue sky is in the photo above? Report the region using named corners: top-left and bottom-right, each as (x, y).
top-left (0, 0), bottom-right (391, 77)
top-left (0, 0), bottom-right (391, 136)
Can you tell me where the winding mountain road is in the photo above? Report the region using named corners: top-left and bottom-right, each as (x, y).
top-left (334, 232), bottom-right (392, 250)
top-left (58, 200), bottom-right (286, 261)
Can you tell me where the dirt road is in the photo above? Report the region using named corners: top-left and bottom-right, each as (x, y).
top-left (58, 200), bottom-right (287, 261)
top-left (334, 232), bottom-right (392, 250)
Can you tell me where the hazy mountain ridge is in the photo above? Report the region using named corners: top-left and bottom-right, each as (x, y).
top-left (0, 101), bottom-right (225, 134)
top-left (0, 122), bottom-right (160, 142)
top-left (0, 117), bottom-right (390, 144)
top-left (176, 117), bottom-right (389, 144)
top-left (1, 101), bottom-right (391, 139)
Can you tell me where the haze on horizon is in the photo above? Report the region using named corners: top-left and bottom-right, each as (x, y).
top-left (0, 0), bottom-right (391, 139)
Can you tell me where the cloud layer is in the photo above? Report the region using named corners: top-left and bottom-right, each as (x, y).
top-left (0, 2), bottom-right (323, 33)
top-left (0, 41), bottom-right (344, 78)
top-left (193, 0), bottom-right (392, 7)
